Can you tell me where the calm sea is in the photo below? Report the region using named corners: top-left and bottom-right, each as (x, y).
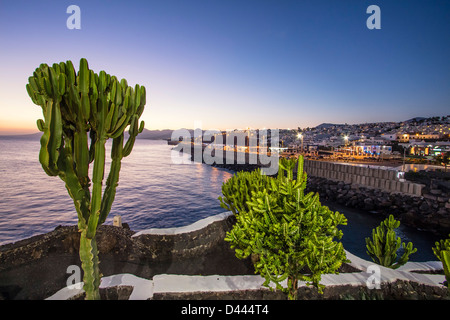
top-left (0, 136), bottom-right (441, 261)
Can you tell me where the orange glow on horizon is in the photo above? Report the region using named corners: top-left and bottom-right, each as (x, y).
top-left (0, 119), bottom-right (39, 135)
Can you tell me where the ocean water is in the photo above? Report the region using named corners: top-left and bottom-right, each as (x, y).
top-left (0, 136), bottom-right (442, 261)
top-left (0, 137), bottom-right (233, 245)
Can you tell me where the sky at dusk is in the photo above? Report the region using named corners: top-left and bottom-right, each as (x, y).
top-left (0, 0), bottom-right (449, 134)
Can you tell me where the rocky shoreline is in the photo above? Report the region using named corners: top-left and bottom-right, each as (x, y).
top-left (0, 214), bottom-right (254, 300)
top-left (208, 161), bottom-right (450, 237)
top-left (305, 176), bottom-right (450, 237)
top-left (0, 210), bottom-right (448, 300)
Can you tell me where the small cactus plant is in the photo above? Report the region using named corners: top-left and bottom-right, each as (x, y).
top-left (432, 234), bottom-right (450, 290)
top-left (26, 58), bottom-right (146, 299)
top-left (365, 215), bottom-right (417, 269)
top-left (220, 156), bottom-right (348, 299)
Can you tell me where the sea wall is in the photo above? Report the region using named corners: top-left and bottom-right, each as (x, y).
top-left (303, 160), bottom-right (424, 197)
top-left (0, 212), bottom-right (447, 300)
top-left (203, 157), bottom-right (450, 236)
top-left (0, 212), bottom-right (253, 300)
top-left (306, 176), bottom-right (450, 236)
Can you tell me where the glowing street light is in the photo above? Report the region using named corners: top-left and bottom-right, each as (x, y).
top-left (297, 133), bottom-right (304, 153)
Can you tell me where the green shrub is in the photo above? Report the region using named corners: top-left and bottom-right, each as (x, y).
top-left (219, 157), bottom-right (348, 299)
top-left (432, 234), bottom-right (450, 290)
top-left (365, 215), bottom-right (417, 269)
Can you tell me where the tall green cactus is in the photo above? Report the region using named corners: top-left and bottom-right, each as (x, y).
top-left (432, 234), bottom-right (450, 291)
top-left (365, 215), bottom-right (417, 269)
top-left (220, 157), bottom-right (348, 299)
top-left (26, 58), bottom-right (146, 299)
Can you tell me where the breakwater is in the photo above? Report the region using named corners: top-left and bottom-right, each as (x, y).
top-left (303, 160), bottom-right (424, 197)
top-left (305, 176), bottom-right (450, 236)
top-left (182, 145), bottom-right (450, 236)
top-left (302, 160), bottom-right (450, 236)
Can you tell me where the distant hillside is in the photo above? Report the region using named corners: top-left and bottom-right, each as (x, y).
top-left (315, 123), bottom-right (343, 129)
top-left (405, 117), bottom-right (427, 123)
top-left (0, 132), bottom-right (41, 140)
top-left (134, 129), bottom-right (174, 140)
top-left (314, 117), bottom-right (434, 129)
top-left (131, 128), bottom-right (197, 140)
top-left (0, 129), bottom-right (195, 141)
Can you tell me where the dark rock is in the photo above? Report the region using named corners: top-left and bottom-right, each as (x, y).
top-left (423, 194), bottom-right (438, 201)
top-left (347, 190), bottom-right (355, 198)
top-left (430, 189), bottom-right (442, 195)
top-left (153, 279), bottom-right (450, 300)
top-left (438, 217), bottom-right (450, 230)
top-left (363, 198), bottom-right (374, 210)
top-left (0, 217), bottom-right (255, 300)
top-left (69, 285), bottom-right (133, 300)
top-left (419, 202), bottom-right (431, 212)
top-left (379, 201), bottom-right (392, 208)
top-left (306, 176), bottom-right (450, 237)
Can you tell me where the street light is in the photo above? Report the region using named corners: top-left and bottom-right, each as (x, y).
top-left (402, 146), bottom-right (407, 172)
top-left (297, 133), bottom-right (303, 153)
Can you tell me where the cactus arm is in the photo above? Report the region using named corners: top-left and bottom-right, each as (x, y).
top-left (136, 86), bottom-right (146, 117)
top-left (393, 241), bottom-right (418, 269)
top-left (57, 143), bottom-right (89, 229)
top-left (64, 60), bottom-right (76, 85)
top-left (73, 129), bottom-right (92, 224)
top-left (432, 235), bottom-right (450, 290)
top-left (86, 134), bottom-right (106, 239)
top-left (36, 119), bottom-right (45, 132)
top-left (366, 215), bottom-right (416, 268)
top-left (98, 134), bottom-right (123, 225)
top-left (138, 120), bottom-right (145, 133)
top-left (441, 250), bottom-right (450, 290)
top-left (105, 103), bottom-right (116, 132)
top-left (73, 130), bottom-right (90, 185)
top-left (38, 124), bottom-right (54, 176)
top-left (38, 100), bottom-right (62, 176)
top-left (47, 101), bottom-right (62, 169)
top-left (123, 132), bottom-right (136, 157)
top-left (86, 69), bottom-right (108, 239)
top-left (79, 229), bottom-right (101, 300)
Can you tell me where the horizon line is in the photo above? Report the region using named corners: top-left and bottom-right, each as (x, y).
top-left (1, 114), bottom-right (449, 137)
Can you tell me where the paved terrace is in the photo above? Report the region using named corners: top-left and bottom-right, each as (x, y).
top-left (46, 212), bottom-right (445, 300)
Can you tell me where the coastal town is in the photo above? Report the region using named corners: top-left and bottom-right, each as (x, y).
top-left (278, 115), bottom-right (450, 162)
top-left (170, 115), bottom-right (450, 239)
top-left (171, 115), bottom-right (450, 169)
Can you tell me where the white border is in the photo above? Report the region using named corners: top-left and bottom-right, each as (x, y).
top-left (46, 212), bottom-right (446, 300)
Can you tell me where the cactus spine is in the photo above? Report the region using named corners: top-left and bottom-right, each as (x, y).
top-left (26, 58), bottom-right (146, 299)
top-left (365, 214), bottom-right (417, 269)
